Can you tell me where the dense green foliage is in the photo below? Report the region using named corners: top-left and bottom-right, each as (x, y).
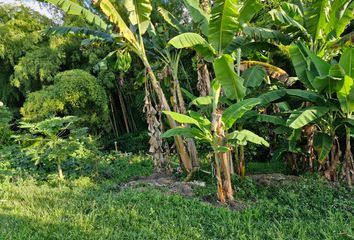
top-left (0, 4), bottom-right (145, 136)
top-left (0, 5), bottom-right (49, 107)
top-left (14, 116), bottom-right (98, 179)
top-left (0, 103), bottom-right (13, 146)
top-left (21, 70), bottom-right (109, 132)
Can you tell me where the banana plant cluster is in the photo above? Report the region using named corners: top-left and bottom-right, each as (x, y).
top-left (266, 0), bottom-right (354, 59)
top-left (286, 43), bottom-right (354, 184)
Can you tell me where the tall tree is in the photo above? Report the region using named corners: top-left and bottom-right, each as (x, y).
top-left (0, 5), bottom-right (51, 108)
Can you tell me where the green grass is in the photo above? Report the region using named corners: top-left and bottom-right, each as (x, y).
top-left (0, 157), bottom-right (353, 240)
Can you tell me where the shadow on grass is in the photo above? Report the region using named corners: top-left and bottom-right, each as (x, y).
top-left (0, 213), bottom-right (94, 240)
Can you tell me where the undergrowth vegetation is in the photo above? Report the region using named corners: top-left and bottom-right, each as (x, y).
top-left (0, 156), bottom-right (353, 240)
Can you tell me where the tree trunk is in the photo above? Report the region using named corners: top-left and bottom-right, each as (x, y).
top-left (214, 153), bottom-right (225, 203)
top-left (109, 95), bottom-right (119, 138)
top-left (144, 86), bottom-right (170, 173)
top-left (197, 0), bottom-right (212, 95)
top-left (197, 56), bottom-right (211, 97)
top-left (117, 74), bottom-right (131, 133)
top-left (345, 126), bottom-right (354, 186)
top-left (324, 138), bottom-right (341, 181)
top-left (144, 62), bottom-right (193, 172)
top-left (57, 162), bottom-right (64, 180)
top-left (239, 144), bottom-right (245, 178)
top-left (212, 110), bottom-right (234, 203)
top-left (220, 151), bottom-right (234, 201)
top-left (229, 150), bottom-right (234, 175)
top-left (172, 70), bottom-right (200, 168)
top-left (235, 125), bottom-right (245, 178)
top-left (234, 144), bottom-right (240, 175)
top-left (304, 125), bottom-right (316, 172)
top-left (200, 0), bottom-right (211, 14)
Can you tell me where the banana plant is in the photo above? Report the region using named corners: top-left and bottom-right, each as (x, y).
top-left (162, 96), bottom-right (269, 203)
top-left (45, 0), bottom-right (194, 173)
top-left (266, 0), bottom-right (354, 59)
top-left (288, 43), bottom-right (354, 185)
top-left (163, 0), bottom-right (268, 203)
top-left (146, 24), bottom-right (200, 170)
top-left (158, 0), bottom-right (211, 96)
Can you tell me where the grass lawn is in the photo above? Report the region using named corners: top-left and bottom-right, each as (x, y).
top-left (0, 157), bottom-right (353, 240)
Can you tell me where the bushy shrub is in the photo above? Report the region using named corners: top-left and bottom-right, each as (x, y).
top-left (21, 69), bottom-right (109, 133)
top-left (13, 116), bottom-right (98, 180)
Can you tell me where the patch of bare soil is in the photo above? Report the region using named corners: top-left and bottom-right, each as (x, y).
top-left (119, 173), bottom-right (202, 198)
top-left (116, 173), bottom-right (297, 209)
top-left (249, 173), bottom-right (299, 186)
top-left (117, 173), bottom-right (247, 210)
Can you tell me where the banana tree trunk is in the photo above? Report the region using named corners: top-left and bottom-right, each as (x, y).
top-left (239, 144), bottom-right (245, 177)
top-left (220, 151), bottom-right (233, 201)
top-left (345, 126), bottom-right (354, 186)
top-left (212, 110), bottom-right (234, 203)
top-left (197, 56), bottom-right (211, 97)
top-left (144, 62), bottom-right (193, 172)
top-left (144, 86), bottom-right (170, 173)
top-left (234, 125), bottom-right (245, 178)
top-left (214, 153), bottom-right (225, 203)
top-left (304, 125), bottom-right (316, 172)
top-left (235, 49), bottom-right (245, 178)
top-left (324, 138), bottom-right (341, 181)
top-left (173, 71), bottom-right (200, 168)
top-left (200, 0), bottom-right (211, 14)
top-left (229, 150), bottom-right (234, 175)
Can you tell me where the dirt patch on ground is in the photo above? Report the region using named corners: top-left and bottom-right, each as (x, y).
top-left (117, 173), bottom-right (247, 210)
top-left (116, 173), bottom-right (298, 210)
top-left (119, 173), bottom-right (203, 198)
top-left (249, 173), bottom-right (299, 186)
